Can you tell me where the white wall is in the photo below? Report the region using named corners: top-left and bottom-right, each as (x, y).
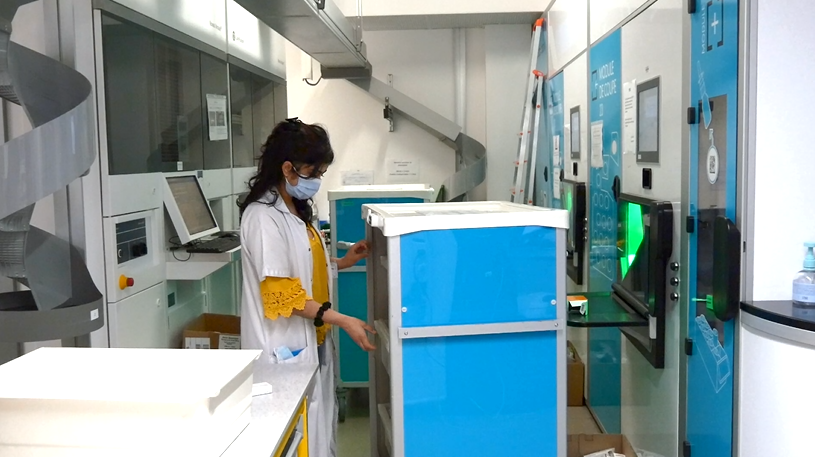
top-left (563, 54), bottom-right (588, 182)
top-left (750, 0), bottom-right (815, 300)
top-left (465, 28), bottom-right (488, 201)
top-left (287, 32), bottom-right (458, 220)
top-left (548, 0), bottom-right (588, 73)
top-left (485, 24), bottom-right (532, 201)
top-left (590, 0), bottom-right (650, 44)
top-left (367, 29), bottom-right (456, 120)
top-left (288, 23), bottom-right (526, 214)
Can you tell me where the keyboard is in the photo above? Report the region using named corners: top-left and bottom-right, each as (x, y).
top-left (187, 236), bottom-right (241, 254)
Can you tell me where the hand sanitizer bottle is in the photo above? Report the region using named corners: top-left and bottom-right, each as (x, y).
top-left (793, 242), bottom-right (815, 306)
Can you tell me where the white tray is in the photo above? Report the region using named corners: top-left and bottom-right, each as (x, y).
top-left (0, 347), bottom-right (261, 457)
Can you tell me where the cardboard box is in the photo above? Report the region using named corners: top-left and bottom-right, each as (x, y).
top-left (567, 340), bottom-right (585, 406)
top-left (567, 434), bottom-right (637, 457)
top-left (183, 313), bottom-right (241, 349)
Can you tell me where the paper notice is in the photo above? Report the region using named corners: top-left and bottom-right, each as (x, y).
top-left (387, 160), bottom-right (419, 183)
top-left (553, 135), bottom-right (561, 167)
top-left (553, 167), bottom-right (561, 196)
top-left (591, 121), bottom-right (604, 168)
top-left (341, 170), bottom-right (375, 186)
top-left (623, 80), bottom-right (637, 154)
top-left (218, 334), bottom-right (241, 350)
top-left (206, 94), bottom-right (228, 141)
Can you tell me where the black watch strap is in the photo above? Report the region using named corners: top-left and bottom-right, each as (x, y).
top-left (314, 302), bottom-right (332, 327)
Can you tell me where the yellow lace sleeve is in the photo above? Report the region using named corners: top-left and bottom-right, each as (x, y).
top-left (260, 277), bottom-right (307, 320)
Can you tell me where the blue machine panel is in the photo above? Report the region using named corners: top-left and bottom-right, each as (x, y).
top-left (334, 197), bottom-right (421, 263)
top-left (402, 331), bottom-right (558, 457)
top-left (687, 0), bottom-right (738, 455)
top-left (587, 29), bottom-right (623, 434)
top-left (399, 226), bottom-right (558, 328)
top-left (337, 271), bottom-right (368, 383)
top-left (545, 72), bottom-right (564, 209)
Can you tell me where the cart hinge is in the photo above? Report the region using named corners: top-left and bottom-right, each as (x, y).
top-left (686, 216), bottom-right (696, 234)
top-left (685, 338), bottom-right (693, 356)
top-left (688, 0), bottom-right (697, 14)
top-left (683, 441), bottom-right (692, 457)
top-left (687, 106), bottom-right (697, 124)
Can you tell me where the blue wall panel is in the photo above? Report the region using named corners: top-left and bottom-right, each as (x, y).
top-left (587, 29), bottom-right (623, 434)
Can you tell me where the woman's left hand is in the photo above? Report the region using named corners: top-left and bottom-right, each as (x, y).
top-left (341, 240), bottom-right (369, 268)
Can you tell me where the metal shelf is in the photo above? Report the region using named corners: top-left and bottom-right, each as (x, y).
top-left (374, 319), bottom-right (391, 377)
top-left (567, 293), bottom-right (648, 328)
top-left (377, 403), bottom-right (393, 457)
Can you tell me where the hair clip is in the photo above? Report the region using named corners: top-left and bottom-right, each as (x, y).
top-left (286, 117), bottom-right (302, 124)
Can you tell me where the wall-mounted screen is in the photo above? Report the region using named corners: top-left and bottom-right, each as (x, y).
top-left (636, 78), bottom-right (660, 164)
top-left (570, 106), bottom-right (580, 159)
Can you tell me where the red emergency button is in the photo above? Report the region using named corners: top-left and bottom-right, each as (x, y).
top-left (119, 275), bottom-right (135, 290)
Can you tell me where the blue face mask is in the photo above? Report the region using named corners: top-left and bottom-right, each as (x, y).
top-left (285, 174), bottom-right (322, 200)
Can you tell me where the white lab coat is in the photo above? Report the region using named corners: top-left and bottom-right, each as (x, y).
top-left (240, 191), bottom-right (337, 457)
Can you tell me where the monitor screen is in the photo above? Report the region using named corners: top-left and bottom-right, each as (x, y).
top-left (638, 86), bottom-right (659, 152)
top-left (570, 109), bottom-right (580, 154)
top-left (166, 176), bottom-right (217, 236)
top-left (617, 199), bottom-right (651, 306)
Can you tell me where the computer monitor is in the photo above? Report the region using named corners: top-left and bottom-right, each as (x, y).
top-left (163, 174), bottom-right (220, 244)
top-left (636, 78), bottom-right (660, 163)
top-left (569, 106), bottom-right (580, 159)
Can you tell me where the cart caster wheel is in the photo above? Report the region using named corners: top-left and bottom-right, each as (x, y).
top-left (338, 394), bottom-right (348, 423)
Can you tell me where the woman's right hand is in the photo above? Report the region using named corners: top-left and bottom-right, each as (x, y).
top-left (341, 316), bottom-right (377, 352)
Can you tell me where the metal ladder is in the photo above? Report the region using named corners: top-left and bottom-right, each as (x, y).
top-left (510, 19), bottom-right (547, 205)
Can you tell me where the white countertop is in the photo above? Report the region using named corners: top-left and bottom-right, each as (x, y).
top-left (221, 363), bottom-right (319, 457)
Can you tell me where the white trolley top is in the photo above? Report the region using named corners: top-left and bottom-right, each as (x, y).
top-left (328, 184), bottom-right (434, 200)
top-left (363, 201), bottom-right (569, 237)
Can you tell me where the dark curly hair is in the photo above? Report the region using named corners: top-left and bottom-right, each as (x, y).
top-left (238, 118), bottom-right (334, 223)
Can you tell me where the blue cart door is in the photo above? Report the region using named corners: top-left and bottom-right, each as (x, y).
top-left (686, 1), bottom-right (740, 455)
top-left (334, 196), bottom-right (425, 386)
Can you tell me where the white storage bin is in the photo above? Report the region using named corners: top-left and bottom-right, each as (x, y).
top-left (0, 347), bottom-right (261, 457)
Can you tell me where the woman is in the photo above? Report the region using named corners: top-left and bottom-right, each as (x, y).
top-left (238, 118), bottom-right (375, 457)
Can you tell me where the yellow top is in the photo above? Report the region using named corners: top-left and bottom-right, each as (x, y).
top-left (259, 224), bottom-right (332, 345)
top-left (307, 225), bottom-right (332, 345)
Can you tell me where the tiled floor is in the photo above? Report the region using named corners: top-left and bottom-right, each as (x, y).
top-left (337, 390), bottom-right (601, 456)
top-left (337, 389), bottom-right (371, 457)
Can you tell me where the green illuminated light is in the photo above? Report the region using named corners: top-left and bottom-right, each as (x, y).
top-left (620, 202), bottom-right (645, 279)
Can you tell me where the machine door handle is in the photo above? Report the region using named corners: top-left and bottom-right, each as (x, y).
top-left (712, 216), bottom-right (741, 321)
top-left (544, 166), bottom-right (549, 182)
top-left (336, 241), bottom-right (355, 250)
top-left (612, 176), bottom-right (621, 201)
